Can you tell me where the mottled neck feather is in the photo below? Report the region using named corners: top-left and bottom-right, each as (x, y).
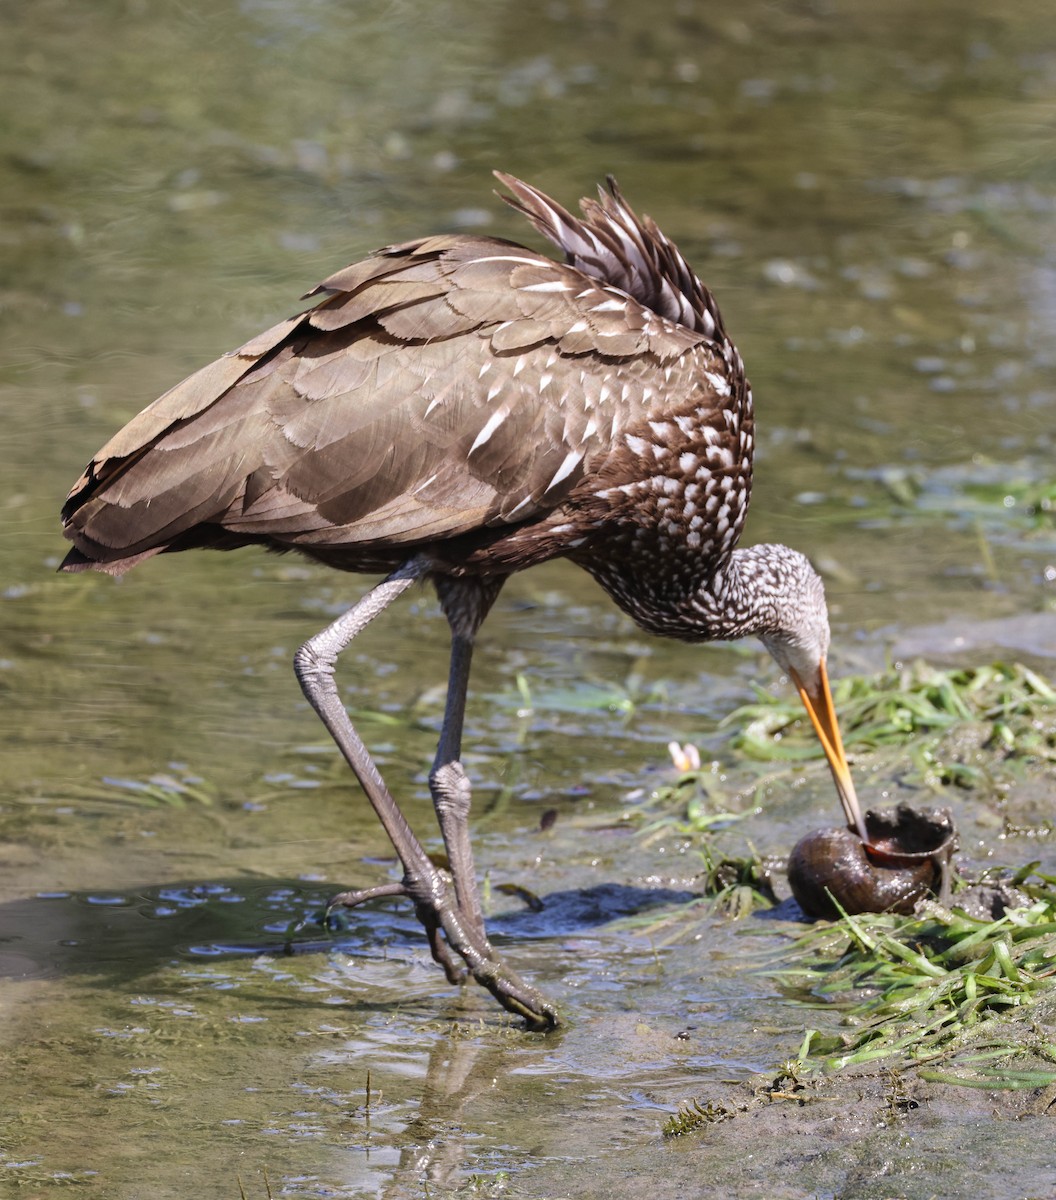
top-left (690, 544), bottom-right (832, 668)
top-left (495, 171), bottom-right (726, 341)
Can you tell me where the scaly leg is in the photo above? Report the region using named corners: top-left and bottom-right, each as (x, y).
top-left (429, 575), bottom-right (507, 949)
top-left (293, 564), bottom-right (557, 1029)
top-left (430, 634), bottom-right (489, 947)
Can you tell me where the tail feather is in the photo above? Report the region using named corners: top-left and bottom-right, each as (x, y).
top-left (58, 542), bottom-right (165, 575)
top-left (494, 171), bottom-right (725, 340)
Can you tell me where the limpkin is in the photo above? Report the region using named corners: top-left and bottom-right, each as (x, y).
top-left (61, 174), bottom-right (865, 1029)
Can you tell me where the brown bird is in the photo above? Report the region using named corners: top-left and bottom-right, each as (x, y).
top-left (61, 174), bottom-right (865, 1030)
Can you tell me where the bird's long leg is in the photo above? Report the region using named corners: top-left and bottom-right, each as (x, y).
top-left (294, 565), bottom-right (441, 893)
top-left (294, 564), bottom-right (557, 1029)
top-left (430, 631), bottom-right (489, 948)
top-left (430, 576), bottom-right (507, 949)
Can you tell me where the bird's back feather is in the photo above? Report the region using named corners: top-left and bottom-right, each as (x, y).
top-left (61, 178), bottom-right (749, 583)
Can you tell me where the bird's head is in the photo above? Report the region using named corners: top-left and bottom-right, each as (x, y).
top-left (717, 545), bottom-right (867, 843)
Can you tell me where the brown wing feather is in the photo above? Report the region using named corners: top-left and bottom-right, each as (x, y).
top-left (61, 220), bottom-right (726, 576)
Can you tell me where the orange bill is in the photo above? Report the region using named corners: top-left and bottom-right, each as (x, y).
top-left (790, 659), bottom-right (869, 844)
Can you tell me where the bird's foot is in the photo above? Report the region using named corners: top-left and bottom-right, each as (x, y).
top-left (420, 885), bottom-right (559, 1031)
top-left (325, 880), bottom-right (468, 984)
top-left (326, 880), bottom-right (412, 912)
top-left (326, 873), bottom-right (558, 1029)
top-left (327, 881), bottom-right (466, 969)
top-left (415, 900), bottom-right (469, 986)
top-left (470, 956), bottom-right (560, 1031)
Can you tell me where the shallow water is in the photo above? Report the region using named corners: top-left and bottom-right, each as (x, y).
top-left (1, 1), bottom-right (1055, 1196)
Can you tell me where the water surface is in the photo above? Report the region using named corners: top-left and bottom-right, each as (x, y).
top-left (1, 1), bottom-right (1054, 1196)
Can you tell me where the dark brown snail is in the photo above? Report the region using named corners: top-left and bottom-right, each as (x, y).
top-left (787, 803), bottom-right (956, 920)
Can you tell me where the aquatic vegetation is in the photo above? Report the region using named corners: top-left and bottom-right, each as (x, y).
top-left (237, 1168), bottom-right (274, 1200)
top-left (638, 658), bottom-right (1056, 1098)
top-left (658, 870), bottom-right (1056, 1135)
top-left (67, 770), bottom-right (220, 808)
top-left (727, 659), bottom-right (1056, 765)
top-left (772, 866), bottom-right (1056, 1086)
top-left (496, 668), bottom-right (667, 719)
top-left (639, 660), bottom-right (1056, 863)
top-left (852, 457), bottom-right (1056, 535)
top-left (961, 473), bottom-right (1056, 532)
top-left (661, 1098), bottom-right (734, 1139)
